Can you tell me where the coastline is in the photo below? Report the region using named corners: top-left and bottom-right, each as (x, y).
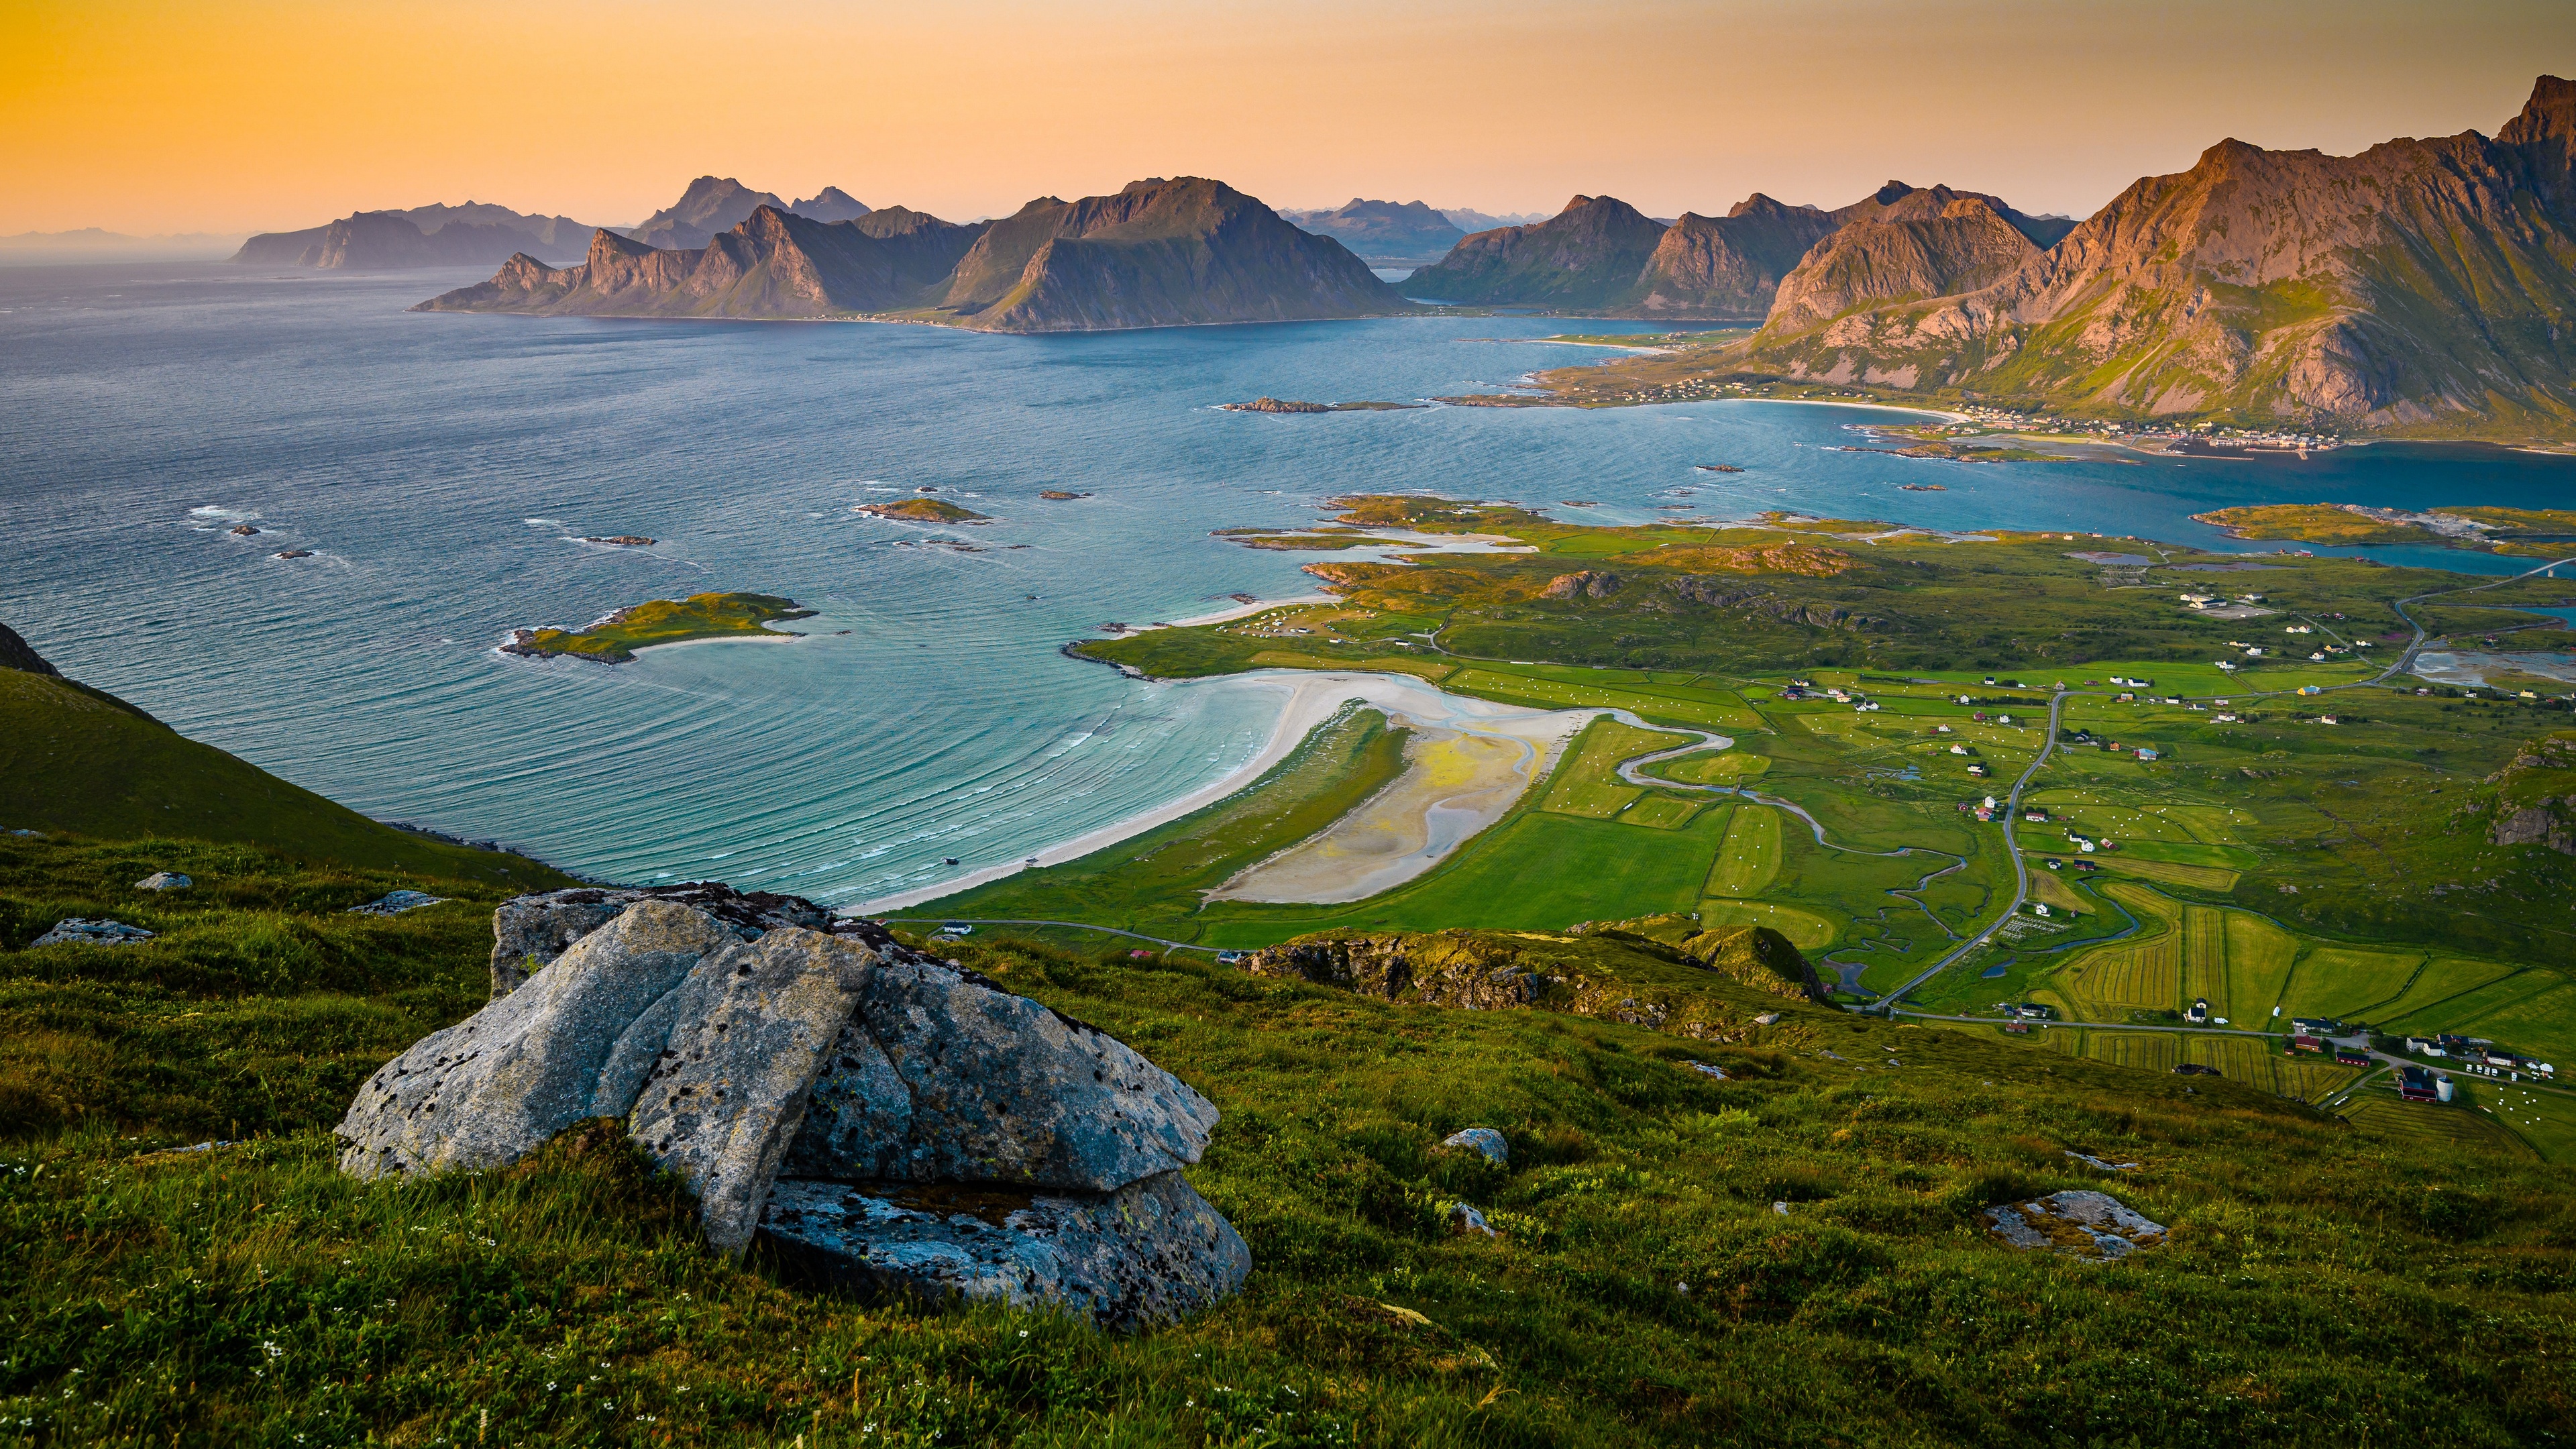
top-left (848, 669), bottom-right (1598, 914)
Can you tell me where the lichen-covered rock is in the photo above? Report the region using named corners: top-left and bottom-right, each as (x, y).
top-left (486, 881), bottom-right (841, 998)
top-left (348, 890), bottom-right (445, 916)
top-left (782, 956), bottom-right (1220, 1193)
top-left (759, 1170), bottom-right (1250, 1330)
top-left (31, 918), bottom-right (154, 947)
top-left (133, 871), bottom-right (191, 891)
top-left (344, 895), bottom-right (1248, 1324)
top-left (336, 901), bottom-right (739, 1179)
top-left (1982, 1190), bottom-right (2167, 1260)
top-left (628, 928), bottom-right (879, 1254)
top-left (1441, 1128), bottom-right (1508, 1164)
top-left (2491, 798), bottom-right (2576, 854)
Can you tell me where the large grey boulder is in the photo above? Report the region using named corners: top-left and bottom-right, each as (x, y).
top-left (339, 892), bottom-right (1246, 1326)
top-left (627, 928), bottom-right (877, 1254)
top-left (337, 901), bottom-right (741, 1179)
top-left (761, 1170), bottom-right (1250, 1330)
top-left (782, 956), bottom-right (1220, 1192)
top-left (487, 882), bottom-right (837, 998)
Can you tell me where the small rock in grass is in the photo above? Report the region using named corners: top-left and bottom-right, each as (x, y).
top-left (1440, 1127), bottom-right (1509, 1164)
top-left (32, 918), bottom-right (155, 947)
top-left (1754, 1012), bottom-right (1781, 1025)
top-left (347, 890), bottom-right (446, 916)
top-left (1446, 1203), bottom-right (1496, 1237)
top-left (133, 871), bottom-right (191, 892)
top-left (1982, 1190), bottom-right (2165, 1260)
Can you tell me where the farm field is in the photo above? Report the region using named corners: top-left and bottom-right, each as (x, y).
top-left (1444, 667), bottom-right (1762, 731)
top-left (1617, 795), bottom-right (1704, 829)
top-left (2099, 855), bottom-right (2242, 892)
top-left (2281, 946), bottom-right (2427, 1021)
top-left (2053, 883), bottom-right (2183, 1019)
top-left (2345, 1090), bottom-right (2542, 1159)
top-left (1540, 716), bottom-right (1673, 818)
top-left (1705, 804), bottom-right (1783, 896)
top-left (2389, 971), bottom-right (2576, 1069)
top-left (2043, 1028), bottom-right (2358, 1100)
top-left (2221, 913), bottom-right (2300, 1025)
top-left (2457, 1079), bottom-right (2576, 1162)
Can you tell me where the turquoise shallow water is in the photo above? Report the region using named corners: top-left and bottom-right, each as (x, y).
top-left (5, 261), bottom-right (2574, 904)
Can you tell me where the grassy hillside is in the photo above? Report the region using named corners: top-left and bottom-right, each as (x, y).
top-left (4, 900), bottom-right (2569, 1444)
top-left (0, 667), bottom-right (562, 884)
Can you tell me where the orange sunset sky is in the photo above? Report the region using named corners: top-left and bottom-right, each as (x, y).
top-left (4, 0), bottom-right (2571, 236)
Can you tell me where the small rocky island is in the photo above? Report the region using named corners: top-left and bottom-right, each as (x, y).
top-left (1038, 490), bottom-right (1092, 500)
top-left (583, 534), bottom-right (656, 547)
top-left (857, 498), bottom-right (991, 523)
top-left (501, 591), bottom-right (816, 663)
top-left (1222, 397), bottom-right (1419, 413)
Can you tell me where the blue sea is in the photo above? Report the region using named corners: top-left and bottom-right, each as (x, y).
top-left (5, 261), bottom-right (2573, 904)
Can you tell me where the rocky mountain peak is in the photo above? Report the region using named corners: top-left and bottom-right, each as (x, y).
top-left (790, 186), bottom-right (871, 222)
top-left (2500, 74), bottom-right (2576, 146)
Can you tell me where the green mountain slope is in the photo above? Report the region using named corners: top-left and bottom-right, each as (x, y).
top-left (0, 634), bottom-right (558, 883)
top-left (1729, 75), bottom-right (2576, 436)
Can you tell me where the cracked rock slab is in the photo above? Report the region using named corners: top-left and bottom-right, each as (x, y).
top-left (628, 927), bottom-right (880, 1254)
top-left (488, 882), bottom-right (839, 999)
top-left (337, 900), bottom-right (741, 1179)
top-left (760, 1170), bottom-right (1250, 1330)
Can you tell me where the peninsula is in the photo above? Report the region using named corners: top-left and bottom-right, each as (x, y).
top-left (2196, 503), bottom-right (2576, 557)
top-left (498, 592), bottom-right (814, 663)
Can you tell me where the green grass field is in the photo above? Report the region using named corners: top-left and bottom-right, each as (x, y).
top-left (2222, 912), bottom-right (2299, 1025)
top-left (1705, 806), bottom-right (1782, 897)
top-left (2281, 946), bottom-right (2428, 1021)
top-left (2345, 1091), bottom-right (2540, 1159)
top-left (1538, 716), bottom-right (1673, 818)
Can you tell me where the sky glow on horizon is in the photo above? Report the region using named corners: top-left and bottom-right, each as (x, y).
top-left (3, 0), bottom-right (2572, 235)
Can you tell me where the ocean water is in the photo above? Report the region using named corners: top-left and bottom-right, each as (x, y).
top-left (5, 260), bottom-right (2574, 904)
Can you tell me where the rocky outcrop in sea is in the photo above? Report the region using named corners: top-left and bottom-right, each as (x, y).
top-left (336, 885), bottom-right (1247, 1328)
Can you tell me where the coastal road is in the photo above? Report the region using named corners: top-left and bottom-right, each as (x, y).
top-left (1874, 686), bottom-right (2068, 1012)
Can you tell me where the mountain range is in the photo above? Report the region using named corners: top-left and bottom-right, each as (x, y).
top-left (1279, 199), bottom-right (1464, 264)
top-left (1400, 182), bottom-right (2074, 320)
top-left (419, 177), bottom-right (1408, 333)
top-left (1715, 75), bottom-right (2576, 432)
top-left (232, 202), bottom-right (610, 269)
top-left (229, 179), bottom-right (876, 270)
